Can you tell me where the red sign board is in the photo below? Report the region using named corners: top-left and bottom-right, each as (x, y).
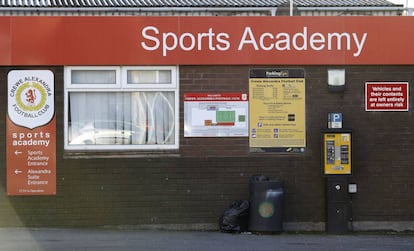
top-left (365, 82), bottom-right (409, 111)
top-left (0, 16), bottom-right (413, 65)
top-left (7, 70), bottom-right (56, 195)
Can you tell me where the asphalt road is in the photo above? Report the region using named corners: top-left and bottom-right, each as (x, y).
top-left (0, 228), bottom-right (412, 251)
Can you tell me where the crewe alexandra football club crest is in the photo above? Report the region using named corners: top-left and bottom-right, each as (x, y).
top-left (8, 70), bottom-right (54, 129)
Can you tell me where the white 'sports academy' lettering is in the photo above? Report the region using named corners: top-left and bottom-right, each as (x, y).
top-left (141, 26), bottom-right (231, 57)
top-left (141, 26), bottom-right (368, 57)
top-left (237, 27), bottom-right (367, 57)
top-left (11, 131), bottom-right (51, 147)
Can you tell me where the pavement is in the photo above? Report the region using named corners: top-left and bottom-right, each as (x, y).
top-left (0, 228), bottom-right (412, 251)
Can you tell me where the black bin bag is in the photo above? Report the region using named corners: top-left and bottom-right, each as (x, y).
top-left (219, 200), bottom-right (249, 233)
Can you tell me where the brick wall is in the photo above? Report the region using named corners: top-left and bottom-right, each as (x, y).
top-left (0, 65), bottom-right (412, 229)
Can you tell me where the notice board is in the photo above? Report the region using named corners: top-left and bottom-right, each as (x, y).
top-left (249, 68), bottom-right (306, 153)
top-left (184, 93), bottom-right (249, 137)
top-left (7, 70), bottom-right (56, 195)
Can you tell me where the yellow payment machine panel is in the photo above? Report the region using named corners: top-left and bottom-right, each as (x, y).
top-left (322, 130), bottom-right (352, 175)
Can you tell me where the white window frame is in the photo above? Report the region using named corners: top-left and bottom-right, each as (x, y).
top-left (122, 66), bottom-right (177, 89)
top-left (64, 66), bottom-right (179, 151)
top-left (66, 66), bottom-right (121, 89)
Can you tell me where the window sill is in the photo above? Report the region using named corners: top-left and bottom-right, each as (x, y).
top-left (63, 150), bottom-right (180, 159)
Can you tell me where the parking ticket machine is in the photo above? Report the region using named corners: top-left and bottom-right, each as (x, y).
top-left (322, 130), bottom-right (352, 175)
top-left (321, 129), bottom-right (353, 234)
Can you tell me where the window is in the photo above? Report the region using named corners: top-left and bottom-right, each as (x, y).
top-left (64, 66), bottom-right (179, 150)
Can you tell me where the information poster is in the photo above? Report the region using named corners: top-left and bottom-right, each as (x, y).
top-left (7, 70), bottom-right (56, 196)
top-left (249, 69), bottom-right (305, 152)
top-left (184, 93), bottom-right (248, 137)
top-left (365, 82), bottom-right (409, 111)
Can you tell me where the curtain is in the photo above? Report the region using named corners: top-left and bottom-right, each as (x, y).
top-left (69, 91), bottom-right (174, 145)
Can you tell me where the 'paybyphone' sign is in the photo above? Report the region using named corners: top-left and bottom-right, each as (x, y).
top-left (6, 70), bottom-right (56, 195)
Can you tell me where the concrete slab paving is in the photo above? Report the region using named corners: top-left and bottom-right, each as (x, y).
top-left (0, 228), bottom-right (412, 251)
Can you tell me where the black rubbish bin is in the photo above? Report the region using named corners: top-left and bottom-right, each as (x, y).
top-left (248, 175), bottom-right (284, 232)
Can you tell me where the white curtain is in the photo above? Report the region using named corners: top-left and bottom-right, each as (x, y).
top-left (69, 92), bottom-right (174, 145)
